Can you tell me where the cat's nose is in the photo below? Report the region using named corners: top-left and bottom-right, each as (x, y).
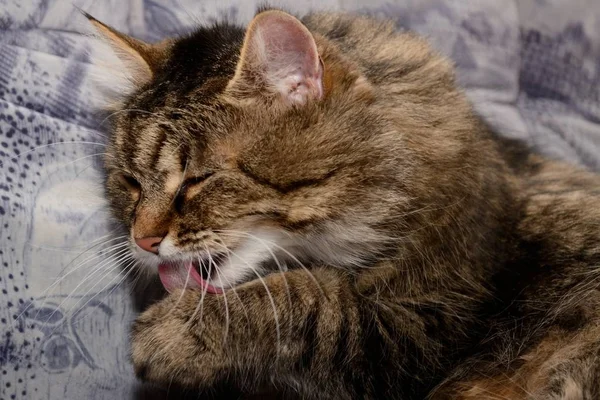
top-left (135, 236), bottom-right (163, 254)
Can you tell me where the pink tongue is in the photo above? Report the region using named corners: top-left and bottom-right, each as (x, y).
top-left (158, 262), bottom-right (223, 294)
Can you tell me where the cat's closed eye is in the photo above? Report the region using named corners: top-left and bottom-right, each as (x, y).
top-left (237, 161), bottom-right (336, 194)
top-left (180, 171), bottom-right (215, 193)
top-left (117, 174), bottom-right (141, 201)
top-left (119, 174), bottom-right (141, 191)
top-left (174, 171), bottom-right (216, 212)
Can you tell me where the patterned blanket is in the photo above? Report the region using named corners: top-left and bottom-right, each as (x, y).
top-left (1, 0), bottom-right (599, 398)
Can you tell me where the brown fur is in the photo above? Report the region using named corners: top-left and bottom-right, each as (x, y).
top-left (92, 9), bottom-right (600, 399)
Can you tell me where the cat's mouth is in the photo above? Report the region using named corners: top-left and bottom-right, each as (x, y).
top-left (157, 254), bottom-right (227, 294)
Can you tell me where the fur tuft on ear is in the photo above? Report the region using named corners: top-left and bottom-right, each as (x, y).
top-left (226, 10), bottom-right (323, 106)
top-left (83, 12), bottom-right (169, 105)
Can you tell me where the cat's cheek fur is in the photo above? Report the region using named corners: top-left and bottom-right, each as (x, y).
top-left (292, 219), bottom-right (392, 267)
top-left (210, 228), bottom-right (285, 288)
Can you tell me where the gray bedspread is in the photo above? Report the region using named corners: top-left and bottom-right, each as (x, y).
top-left (1, 0), bottom-right (599, 398)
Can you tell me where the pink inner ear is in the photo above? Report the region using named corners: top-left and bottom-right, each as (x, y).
top-left (240, 11), bottom-right (323, 105)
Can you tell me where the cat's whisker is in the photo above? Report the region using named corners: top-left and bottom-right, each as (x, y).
top-left (56, 232), bottom-right (128, 254)
top-left (185, 253), bottom-right (213, 330)
top-left (170, 259), bottom-right (194, 313)
top-left (0, 141), bottom-right (106, 167)
top-left (166, 375), bottom-right (177, 400)
top-left (40, 250), bottom-right (133, 326)
top-left (24, 242), bottom-right (113, 254)
top-left (168, 142), bottom-right (185, 159)
top-left (26, 243), bottom-right (129, 308)
top-left (67, 232), bottom-right (129, 251)
top-left (216, 229), bottom-right (326, 298)
top-left (197, 253), bottom-right (214, 326)
top-left (43, 260), bottom-right (129, 338)
top-left (51, 242), bottom-right (131, 289)
top-left (49, 246), bottom-right (132, 296)
top-left (97, 108), bottom-right (158, 128)
top-left (74, 161), bottom-right (104, 178)
top-left (61, 238), bottom-right (130, 268)
top-left (71, 259), bottom-right (139, 327)
top-left (126, 263), bottom-right (146, 293)
top-left (74, 259), bottom-right (137, 324)
top-left (60, 253), bottom-right (135, 323)
top-left (254, 245), bottom-right (294, 338)
top-left (39, 152), bottom-right (111, 178)
top-left (210, 250), bottom-right (250, 322)
top-left (89, 129), bottom-right (109, 140)
top-left (23, 245), bottom-right (132, 325)
top-left (217, 232), bottom-right (293, 337)
top-left (17, 141), bottom-right (108, 158)
top-left (67, 248), bottom-right (134, 295)
top-left (211, 241), bottom-right (282, 358)
top-left (204, 243), bottom-right (232, 344)
top-left (152, 256), bottom-right (212, 376)
top-left (25, 231), bottom-right (123, 252)
top-left (214, 266), bottom-right (230, 347)
top-left (16, 238), bottom-right (129, 323)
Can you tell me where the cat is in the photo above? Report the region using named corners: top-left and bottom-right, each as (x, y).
top-left (87, 7), bottom-right (600, 400)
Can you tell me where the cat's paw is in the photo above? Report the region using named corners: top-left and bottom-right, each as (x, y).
top-left (130, 289), bottom-right (226, 388)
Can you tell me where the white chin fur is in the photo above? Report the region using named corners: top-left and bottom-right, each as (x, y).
top-left (211, 229), bottom-right (285, 289)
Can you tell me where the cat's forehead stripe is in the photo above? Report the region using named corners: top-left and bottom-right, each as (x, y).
top-left (164, 171), bottom-right (183, 195)
top-left (133, 126), bottom-right (166, 169)
top-left (118, 114), bottom-right (140, 163)
top-left (156, 143), bottom-right (182, 172)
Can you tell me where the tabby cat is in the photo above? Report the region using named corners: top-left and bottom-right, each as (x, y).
top-left (87, 8), bottom-right (600, 399)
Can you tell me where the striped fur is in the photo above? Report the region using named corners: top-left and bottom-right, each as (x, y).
top-left (95, 9), bottom-right (600, 399)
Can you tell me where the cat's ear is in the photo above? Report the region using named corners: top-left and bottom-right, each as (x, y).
top-left (226, 10), bottom-right (323, 106)
top-left (85, 12), bottom-right (165, 88)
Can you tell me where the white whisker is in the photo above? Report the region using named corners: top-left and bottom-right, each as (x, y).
top-left (71, 259), bottom-right (139, 327)
top-left (214, 266), bottom-right (230, 347)
top-left (96, 108), bottom-right (157, 128)
top-left (171, 260), bottom-right (193, 312)
top-left (45, 255), bottom-right (134, 337)
top-left (18, 141), bottom-right (108, 158)
top-left (16, 238), bottom-right (130, 323)
top-left (216, 229), bottom-right (326, 297)
top-left (211, 241), bottom-right (282, 358)
top-left (185, 253), bottom-right (213, 331)
top-left (38, 249), bottom-right (133, 325)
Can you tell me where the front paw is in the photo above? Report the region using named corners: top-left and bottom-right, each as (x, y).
top-left (130, 290), bottom-right (227, 388)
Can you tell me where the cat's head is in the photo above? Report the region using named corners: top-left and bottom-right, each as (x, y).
top-left (90, 9), bottom-right (467, 292)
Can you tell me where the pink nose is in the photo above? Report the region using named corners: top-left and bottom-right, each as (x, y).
top-left (135, 236), bottom-right (163, 254)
